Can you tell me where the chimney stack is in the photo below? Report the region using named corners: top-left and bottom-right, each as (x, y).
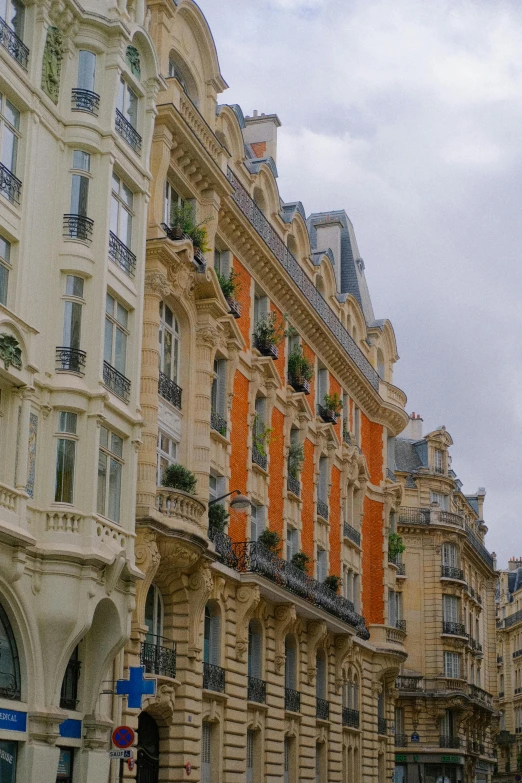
top-left (243, 111), bottom-right (282, 163)
top-left (400, 412), bottom-right (424, 441)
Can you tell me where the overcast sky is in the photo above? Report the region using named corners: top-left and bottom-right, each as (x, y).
top-left (198, 0), bottom-right (522, 568)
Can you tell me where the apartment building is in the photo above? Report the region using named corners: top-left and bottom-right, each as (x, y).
top-left (392, 415), bottom-right (497, 783)
top-left (118, 2), bottom-right (412, 782)
top-left (0, 1), bottom-right (160, 781)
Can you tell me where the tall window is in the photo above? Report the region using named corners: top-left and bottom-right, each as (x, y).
top-left (117, 78), bottom-right (138, 129)
top-left (0, 603), bottom-right (20, 700)
top-left (62, 275), bottom-right (84, 352)
top-left (144, 584), bottom-right (163, 643)
top-left (55, 412), bottom-right (77, 503)
top-left (444, 651), bottom-right (461, 679)
top-left (250, 504), bottom-right (265, 542)
top-left (286, 527), bottom-right (299, 561)
top-left (442, 595), bottom-right (460, 624)
top-left (316, 650), bottom-right (326, 700)
top-left (440, 709), bottom-right (454, 738)
top-left (0, 235), bottom-right (11, 306)
top-left (353, 405), bottom-right (361, 446)
top-left (318, 456), bottom-right (328, 503)
top-left (253, 293), bottom-right (268, 328)
top-left (97, 426), bottom-right (123, 523)
top-left (110, 174), bottom-right (133, 248)
top-left (0, 93), bottom-right (19, 175)
top-left (284, 737), bottom-right (292, 783)
top-left (104, 294), bottom-right (128, 375)
top-left (317, 548), bottom-right (327, 582)
top-left (77, 50), bottom-right (96, 92)
top-left (430, 490), bottom-right (449, 510)
top-left (201, 722), bottom-right (212, 783)
top-left (434, 448), bottom-right (444, 473)
top-left (204, 605), bottom-right (220, 666)
top-left (157, 431), bottom-right (177, 485)
top-left (0, 0), bottom-right (24, 37)
top-left (317, 367), bottom-right (327, 406)
top-left (284, 635), bottom-right (296, 690)
top-left (159, 302), bottom-right (179, 383)
top-left (442, 542), bottom-right (458, 569)
top-left (248, 621), bottom-right (262, 679)
top-left (211, 358), bottom-right (227, 420)
top-left (389, 590), bottom-right (402, 628)
top-left (70, 150), bottom-right (90, 217)
top-left (163, 181), bottom-right (184, 226)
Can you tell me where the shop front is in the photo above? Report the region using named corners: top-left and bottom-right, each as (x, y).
top-left (395, 752), bottom-right (465, 783)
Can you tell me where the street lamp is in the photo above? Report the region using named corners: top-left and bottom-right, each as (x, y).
top-left (208, 489), bottom-right (250, 510)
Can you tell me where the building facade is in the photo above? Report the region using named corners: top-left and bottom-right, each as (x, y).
top-left (0, 0), bottom-right (160, 781)
top-left (392, 415), bottom-right (498, 783)
top-left (494, 558), bottom-right (522, 779)
top-left (117, 2), bottom-right (415, 782)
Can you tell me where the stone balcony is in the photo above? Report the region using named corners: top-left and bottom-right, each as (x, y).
top-left (0, 480), bottom-right (34, 547)
top-left (369, 624), bottom-right (407, 659)
top-left (136, 487), bottom-right (208, 550)
top-left (379, 380), bottom-right (407, 409)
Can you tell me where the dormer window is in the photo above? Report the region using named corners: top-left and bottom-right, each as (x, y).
top-left (435, 449), bottom-right (444, 474)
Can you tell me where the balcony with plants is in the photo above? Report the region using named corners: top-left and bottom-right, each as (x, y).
top-left (216, 267), bottom-right (242, 318)
top-left (287, 442), bottom-right (304, 497)
top-left (156, 464), bottom-right (206, 534)
top-left (252, 415), bottom-right (271, 471)
top-left (287, 344), bottom-right (313, 394)
top-left (317, 392), bottom-right (343, 425)
top-left (162, 203), bottom-right (211, 271)
top-left (252, 312), bottom-right (284, 359)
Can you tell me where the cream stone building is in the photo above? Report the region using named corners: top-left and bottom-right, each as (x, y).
top-left (117, 2), bottom-right (416, 782)
top-left (392, 415), bottom-right (498, 783)
top-left (0, 0), bottom-right (161, 781)
top-left (494, 558), bottom-right (522, 779)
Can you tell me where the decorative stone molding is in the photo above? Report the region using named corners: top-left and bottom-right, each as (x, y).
top-left (306, 621), bottom-right (328, 685)
top-left (235, 584), bottom-right (261, 662)
top-left (0, 333), bottom-right (22, 370)
top-left (196, 324), bottom-right (220, 349)
top-left (274, 604), bottom-right (297, 673)
top-left (104, 551), bottom-right (127, 596)
top-left (187, 564), bottom-right (213, 659)
top-left (144, 270), bottom-right (171, 299)
top-left (134, 530), bottom-right (161, 626)
top-left (334, 634), bottom-right (354, 693)
top-left (41, 27), bottom-right (64, 103)
top-left (82, 715), bottom-right (113, 751)
top-left (142, 683), bottom-right (176, 725)
top-left (27, 710), bottom-right (63, 744)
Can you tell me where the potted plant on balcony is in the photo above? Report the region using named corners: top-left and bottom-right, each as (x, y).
top-left (257, 529), bottom-right (281, 554)
top-left (287, 442), bottom-right (304, 479)
top-left (253, 415), bottom-right (273, 458)
top-left (208, 503), bottom-right (229, 535)
top-left (319, 392), bottom-right (343, 424)
top-left (323, 574), bottom-right (342, 594)
top-left (291, 551), bottom-right (310, 573)
top-left (165, 202), bottom-right (196, 240)
top-left (162, 463), bottom-right (197, 495)
top-left (287, 345), bottom-right (313, 394)
top-left (188, 223), bottom-right (212, 269)
top-left (388, 532), bottom-right (405, 561)
top-left (217, 268), bottom-right (242, 318)
top-left (253, 312), bottom-right (285, 359)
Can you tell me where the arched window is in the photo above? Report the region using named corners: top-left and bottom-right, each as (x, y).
top-left (0, 603), bottom-right (20, 700)
top-left (204, 604), bottom-right (220, 666)
top-left (144, 585), bottom-right (163, 643)
top-left (137, 712), bottom-right (159, 783)
top-left (167, 52), bottom-right (199, 106)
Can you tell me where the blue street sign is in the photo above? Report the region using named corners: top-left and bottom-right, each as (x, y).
top-left (116, 666), bottom-right (156, 709)
top-left (411, 732), bottom-right (420, 743)
top-left (0, 709), bottom-right (26, 732)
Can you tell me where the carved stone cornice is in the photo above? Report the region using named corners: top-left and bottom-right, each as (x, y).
top-left (144, 270), bottom-right (171, 299)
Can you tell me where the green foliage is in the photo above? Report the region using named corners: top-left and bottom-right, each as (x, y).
top-left (388, 532), bottom-right (406, 560)
top-left (323, 392), bottom-right (343, 414)
top-left (169, 202), bottom-right (196, 232)
top-left (323, 574), bottom-right (342, 594)
top-left (208, 503), bottom-right (229, 533)
top-left (258, 529), bottom-right (282, 553)
top-left (217, 268), bottom-right (241, 299)
top-left (253, 312), bottom-right (285, 347)
top-left (162, 463), bottom-right (197, 495)
top-left (253, 414), bottom-right (273, 456)
top-left (288, 442), bottom-right (305, 478)
top-left (287, 345), bottom-right (314, 382)
top-left (188, 223), bottom-right (212, 253)
top-left (291, 551), bottom-right (310, 573)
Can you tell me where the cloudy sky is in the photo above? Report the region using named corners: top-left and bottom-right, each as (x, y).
top-left (198, 0), bottom-right (522, 568)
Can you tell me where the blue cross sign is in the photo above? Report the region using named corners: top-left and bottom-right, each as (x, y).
top-left (116, 666), bottom-right (156, 709)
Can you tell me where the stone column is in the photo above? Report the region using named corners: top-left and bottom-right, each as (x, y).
top-left (14, 388), bottom-right (35, 490)
top-left (192, 321), bottom-right (220, 500)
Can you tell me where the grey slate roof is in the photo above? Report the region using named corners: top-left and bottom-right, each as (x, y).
top-left (245, 156), bottom-right (278, 178)
top-left (394, 438), bottom-right (424, 474)
top-left (281, 201), bottom-right (306, 224)
top-left (307, 210), bottom-right (376, 325)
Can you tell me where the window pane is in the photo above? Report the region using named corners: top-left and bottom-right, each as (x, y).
top-left (110, 194), bottom-right (119, 235)
top-left (0, 235), bottom-right (11, 265)
top-left (97, 451), bottom-right (107, 515)
top-left (122, 182), bottom-right (133, 209)
top-left (163, 328), bottom-right (172, 379)
top-left (114, 328), bottom-right (127, 374)
top-left (110, 432), bottom-right (123, 458)
top-left (58, 411), bottom-right (77, 434)
top-left (2, 126), bottom-right (17, 172)
top-left (55, 438), bottom-right (75, 503)
top-left (4, 100), bottom-right (19, 131)
top-left (120, 207), bottom-right (132, 247)
top-left (72, 150), bottom-right (90, 172)
top-left (104, 318), bottom-right (113, 364)
top-left (10, 0), bottom-right (24, 39)
top-left (63, 300), bottom-right (82, 348)
top-left (65, 275), bottom-right (83, 298)
top-left (106, 293), bottom-right (115, 316)
top-left (70, 174), bottom-right (89, 215)
top-left (99, 426), bottom-right (109, 449)
top-left (116, 302), bottom-right (128, 328)
top-left (117, 78), bottom-right (125, 113)
top-left (108, 457), bottom-right (121, 523)
top-left (126, 86), bottom-right (138, 127)
top-left (0, 263), bottom-right (8, 306)
top-left (78, 50), bottom-right (96, 92)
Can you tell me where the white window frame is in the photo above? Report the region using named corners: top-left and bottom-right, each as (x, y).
top-left (110, 173), bottom-right (134, 248)
top-left (0, 93), bottom-right (20, 175)
top-left (444, 652), bottom-right (461, 679)
top-left (117, 77), bottom-right (138, 129)
top-left (104, 293), bottom-right (129, 376)
top-left (157, 431), bottom-right (177, 485)
top-left (0, 234), bottom-right (12, 306)
top-left (77, 50), bottom-right (96, 92)
top-left (159, 301), bottom-right (180, 384)
top-left (97, 425), bottom-right (124, 524)
top-left (54, 411), bottom-right (78, 504)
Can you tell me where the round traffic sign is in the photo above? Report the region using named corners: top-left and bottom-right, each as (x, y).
top-left (112, 725), bottom-right (135, 749)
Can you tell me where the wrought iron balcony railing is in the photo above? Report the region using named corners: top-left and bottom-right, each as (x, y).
top-left (466, 527), bottom-right (494, 569)
top-left (398, 507), bottom-right (431, 525)
top-left (140, 637), bottom-right (176, 679)
top-left (103, 361), bottom-right (131, 402)
top-left (211, 409), bottom-right (227, 436)
top-left (253, 335), bottom-right (278, 359)
top-left (63, 213), bottom-right (94, 242)
top-left (109, 231), bottom-right (136, 278)
top-left (395, 619), bottom-right (407, 632)
top-left (71, 88), bottom-right (100, 115)
top-left (158, 371), bottom-right (182, 409)
top-left (343, 523), bottom-right (361, 546)
top-left (342, 707), bottom-right (360, 728)
top-left (226, 297), bottom-right (241, 319)
top-left (287, 474), bottom-right (301, 496)
top-left (247, 676), bottom-right (266, 704)
top-left (395, 734), bottom-right (408, 747)
top-left (115, 109), bottom-right (142, 153)
top-left (60, 657), bottom-right (81, 710)
top-left (441, 565), bottom-right (465, 581)
top-left (395, 562), bottom-right (406, 576)
top-left (0, 162), bottom-right (21, 205)
top-left (440, 735), bottom-right (460, 748)
top-left (378, 718), bottom-right (387, 735)
top-left (0, 15), bottom-right (28, 69)
top-left (230, 541), bottom-right (369, 637)
top-left (288, 374), bottom-right (310, 395)
top-left (285, 687), bottom-right (300, 712)
top-left (56, 347), bottom-right (86, 374)
top-left (442, 621), bottom-right (467, 637)
top-left (226, 167), bottom-right (380, 391)
top-left (317, 404), bottom-right (338, 425)
top-left (203, 662), bottom-right (225, 693)
top-left (497, 655), bottom-right (504, 663)
top-left (252, 445), bottom-right (268, 470)
top-left (316, 698), bottom-right (330, 720)
top-left (342, 427), bottom-right (351, 445)
top-left (317, 499), bottom-right (329, 521)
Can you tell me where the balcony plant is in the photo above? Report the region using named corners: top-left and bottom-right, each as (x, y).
top-left (388, 532), bottom-right (405, 560)
top-left (168, 202), bottom-right (196, 240)
top-left (291, 551), bottom-right (310, 573)
top-left (257, 529), bottom-right (281, 554)
top-left (323, 392), bottom-right (343, 415)
top-left (162, 463), bottom-right (197, 495)
top-left (253, 312), bottom-right (285, 358)
top-left (253, 415), bottom-right (273, 457)
top-left (287, 345), bottom-right (313, 393)
top-left (208, 503), bottom-right (229, 533)
top-left (288, 442), bottom-right (304, 478)
top-left (216, 268), bottom-right (241, 300)
top-left (323, 574), bottom-right (342, 594)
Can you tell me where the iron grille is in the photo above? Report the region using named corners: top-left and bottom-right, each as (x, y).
top-left (63, 213), bottom-right (94, 242)
top-left (442, 622), bottom-right (466, 637)
top-left (342, 708), bottom-right (360, 728)
top-left (287, 475), bottom-right (301, 496)
top-left (252, 445), bottom-right (268, 471)
top-left (316, 698), bottom-right (330, 720)
top-left (115, 108), bottom-right (142, 152)
top-left (440, 735), bottom-right (460, 748)
top-left (0, 15), bottom-right (28, 69)
top-left (247, 676), bottom-right (266, 704)
top-left (108, 231), bottom-right (136, 277)
top-left (203, 662), bottom-right (225, 693)
top-left (158, 371), bottom-right (182, 409)
top-left (211, 409), bottom-right (227, 436)
top-left (343, 523), bottom-right (361, 546)
top-left (317, 499), bottom-right (329, 521)
top-left (0, 162), bottom-right (21, 204)
top-left (378, 718), bottom-right (388, 735)
top-left (140, 638), bottom-right (176, 679)
top-left (285, 687), bottom-right (300, 712)
top-left (103, 361), bottom-right (131, 402)
top-left (71, 88), bottom-right (100, 115)
top-left (60, 657), bottom-right (81, 710)
top-left (317, 404), bottom-right (337, 424)
top-left (441, 565), bottom-right (465, 581)
top-left (56, 347), bottom-right (86, 374)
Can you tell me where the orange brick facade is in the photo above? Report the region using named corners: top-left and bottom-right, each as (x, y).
top-left (301, 437), bottom-right (316, 565)
top-left (229, 370), bottom-right (250, 542)
top-left (361, 496), bottom-right (385, 624)
top-left (329, 466), bottom-right (342, 576)
top-left (268, 407), bottom-right (285, 541)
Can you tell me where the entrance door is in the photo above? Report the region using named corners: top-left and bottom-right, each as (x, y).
top-left (136, 712), bottom-right (160, 783)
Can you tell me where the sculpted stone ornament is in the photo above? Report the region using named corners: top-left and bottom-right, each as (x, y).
top-left (126, 45), bottom-right (141, 78)
top-left (235, 584), bottom-right (261, 662)
top-left (0, 333), bottom-right (22, 370)
top-left (187, 565), bottom-right (213, 660)
top-left (42, 27), bottom-right (64, 103)
top-left (144, 270), bottom-right (171, 299)
top-left (274, 604), bottom-right (297, 672)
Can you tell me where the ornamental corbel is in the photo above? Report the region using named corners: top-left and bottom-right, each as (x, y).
top-left (187, 564), bottom-right (213, 660)
top-left (306, 621), bottom-right (328, 684)
top-left (274, 604), bottom-right (297, 673)
top-left (134, 530), bottom-right (161, 626)
top-left (334, 634), bottom-right (354, 693)
top-left (235, 585), bottom-right (261, 662)
top-left (144, 270), bottom-right (171, 299)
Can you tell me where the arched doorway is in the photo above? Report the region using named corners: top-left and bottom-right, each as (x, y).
top-left (137, 712), bottom-right (159, 783)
